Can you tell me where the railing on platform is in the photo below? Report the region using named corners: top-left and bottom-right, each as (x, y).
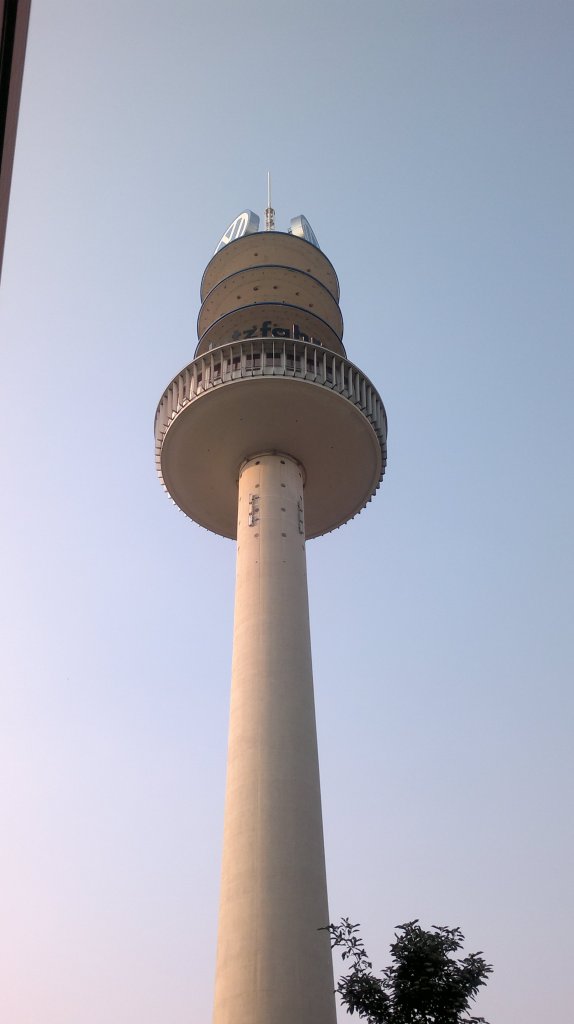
top-left (155, 338), bottom-right (387, 456)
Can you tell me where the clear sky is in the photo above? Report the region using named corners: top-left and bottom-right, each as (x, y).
top-left (1, 2), bottom-right (572, 1022)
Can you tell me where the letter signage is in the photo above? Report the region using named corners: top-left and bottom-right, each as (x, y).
top-left (230, 321), bottom-right (322, 346)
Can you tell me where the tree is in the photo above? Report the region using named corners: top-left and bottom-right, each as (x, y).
top-left (325, 918), bottom-right (492, 1024)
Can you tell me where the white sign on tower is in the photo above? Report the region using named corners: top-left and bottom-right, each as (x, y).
top-left (289, 214), bottom-right (320, 249)
top-left (214, 210), bottom-right (260, 254)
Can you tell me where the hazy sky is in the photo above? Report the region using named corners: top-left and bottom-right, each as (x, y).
top-left (1, 2), bottom-right (573, 1022)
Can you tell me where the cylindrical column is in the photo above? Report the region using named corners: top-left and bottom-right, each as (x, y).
top-left (213, 452), bottom-right (336, 1024)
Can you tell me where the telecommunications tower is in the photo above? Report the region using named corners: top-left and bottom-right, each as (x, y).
top-left (155, 203), bottom-right (387, 1024)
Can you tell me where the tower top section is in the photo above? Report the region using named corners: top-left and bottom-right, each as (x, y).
top-left (155, 215), bottom-right (387, 540)
top-left (197, 231), bottom-right (343, 359)
top-left (202, 230), bottom-right (339, 303)
top-left (213, 206), bottom-right (322, 256)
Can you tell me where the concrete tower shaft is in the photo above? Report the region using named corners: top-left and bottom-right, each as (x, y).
top-left (214, 453), bottom-right (335, 1024)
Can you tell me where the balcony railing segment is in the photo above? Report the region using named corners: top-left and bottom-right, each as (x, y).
top-left (155, 338), bottom-right (387, 474)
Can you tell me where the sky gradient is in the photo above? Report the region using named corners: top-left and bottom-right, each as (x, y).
top-left (1, 2), bottom-right (573, 1021)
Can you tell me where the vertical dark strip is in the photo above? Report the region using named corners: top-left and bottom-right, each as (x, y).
top-left (0, 0), bottom-right (19, 177)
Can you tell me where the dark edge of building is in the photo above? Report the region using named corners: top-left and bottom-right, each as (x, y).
top-left (0, 0), bottom-right (31, 282)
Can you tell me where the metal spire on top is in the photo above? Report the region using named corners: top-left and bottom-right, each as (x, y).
top-left (265, 171), bottom-right (275, 231)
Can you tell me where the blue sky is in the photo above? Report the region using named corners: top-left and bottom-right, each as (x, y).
top-left (1, 2), bottom-right (572, 1021)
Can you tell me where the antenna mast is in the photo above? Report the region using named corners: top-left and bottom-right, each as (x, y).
top-left (265, 171), bottom-right (275, 231)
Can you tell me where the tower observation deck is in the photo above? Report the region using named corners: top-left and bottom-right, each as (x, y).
top-left (155, 212), bottom-right (387, 1024)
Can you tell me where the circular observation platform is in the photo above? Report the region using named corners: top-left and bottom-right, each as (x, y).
top-left (155, 338), bottom-right (387, 540)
